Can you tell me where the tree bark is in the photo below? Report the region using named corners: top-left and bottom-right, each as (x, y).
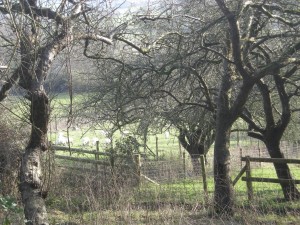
top-left (247, 75), bottom-right (300, 200)
top-left (190, 155), bottom-right (201, 176)
top-left (19, 90), bottom-right (49, 225)
top-left (265, 142), bottom-right (300, 200)
top-left (178, 128), bottom-right (212, 175)
top-left (214, 121), bottom-right (234, 215)
top-left (213, 37), bottom-right (236, 215)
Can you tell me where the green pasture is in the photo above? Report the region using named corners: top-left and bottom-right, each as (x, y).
top-left (4, 93), bottom-right (267, 159)
top-left (48, 92), bottom-right (254, 140)
top-left (5, 166), bottom-right (299, 224)
top-left (136, 166), bottom-right (300, 202)
top-left (45, 167), bottom-right (300, 224)
top-left (3, 93), bottom-right (300, 224)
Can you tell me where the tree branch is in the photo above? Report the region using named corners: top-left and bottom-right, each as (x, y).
top-left (249, 3), bottom-right (300, 27)
top-left (77, 34), bottom-right (113, 45)
top-left (0, 67), bottom-right (20, 101)
top-left (215, 0), bottom-right (250, 79)
top-left (248, 131), bottom-right (264, 141)
top-left (0, 3), bottom-right (64, 25)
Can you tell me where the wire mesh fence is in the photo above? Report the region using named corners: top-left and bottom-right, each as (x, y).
top-left (50, 139), bottom-right (300, 213)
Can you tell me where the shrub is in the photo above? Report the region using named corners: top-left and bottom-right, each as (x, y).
top-left (0, 110), bottom-right (27, 196)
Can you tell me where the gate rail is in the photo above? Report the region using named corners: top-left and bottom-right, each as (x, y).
top-left (233, 156), bottom-right (300, 201)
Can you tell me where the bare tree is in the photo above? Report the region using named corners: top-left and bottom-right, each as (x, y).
top-left (213, 0), bottom-right (300, 214)
top-left (0, 0), bottom-right (124, 224)
top-left (80, 0), bottom-right (221, 173)
top-left (242, 68), bottom-right (300, 199)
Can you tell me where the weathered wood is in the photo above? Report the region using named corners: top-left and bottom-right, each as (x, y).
top-left (95, 141), bottom-right (100, 171)
top-left (239, 156), bottom-right (300, 200)
top-left (141, 174), bottom-right (159, 185)
top-left (240, 148), bottom-right (243, 169)
top-left (156, 136), bottom-right (159, 161)
top-left (233, 165), bottom-right (247, 186)
top-left (52, 145), bottom-right (111, 156)
top-left (55, 155), bottom-right (110, 166)
top-left (57, 165), bottom-right (104, 173)
top-left (245, 156), bottom-right (253, 201)
top-left (242, 177), bottom-right (300, 184)
top-left (200, 155), bottom-right (208, 203)
top-left (134, 154), bottom-right (141, 186)
top-left (258, 145), bottom-right (261, 167)
top-left (241, 157), bottom-right (300, 164)
top-left (200, 155), bottom-right (208, 193)
top-left (183, 151), bottom-right (186, 179)
top-left (178, 139), bottom-right (182, 158)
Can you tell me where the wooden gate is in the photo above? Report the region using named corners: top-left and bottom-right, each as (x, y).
top-left (233, 156), bottom-right (300, 200)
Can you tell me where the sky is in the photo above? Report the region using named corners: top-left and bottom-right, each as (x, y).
top-left (114, 0), bottom-right (154, 11)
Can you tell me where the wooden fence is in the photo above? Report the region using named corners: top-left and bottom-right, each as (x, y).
top-left (51, 142), bottom-right (112, 170)
top-left (51, 142), bottom-right (163, 186)
top-left (51, 143), bottom-right (211, 192)
top-left (233, 156), bottom-right (300, 201)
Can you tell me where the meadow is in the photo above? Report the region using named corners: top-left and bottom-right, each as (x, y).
top-left (2, 93), bottom-right (300, 224)
top-left (48, 94), bottom-right (300, 224)
top-left (43, 166), bottom-right (300, 224)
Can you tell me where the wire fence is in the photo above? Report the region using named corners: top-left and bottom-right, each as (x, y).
top-left (50, 139), bottom-right (300, 211)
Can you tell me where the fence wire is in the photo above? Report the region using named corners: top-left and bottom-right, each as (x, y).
top-left (51, 140), bottom-right (300, 210)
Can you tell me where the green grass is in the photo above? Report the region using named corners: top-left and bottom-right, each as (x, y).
top-left (49, 92), bottom-right (87, 117)
top-left (8, 93), bottom-right (298, 224)
top-left (45, 169), bottom-right (300, 224)
top-left (137, 168), bottom-right (300, 202)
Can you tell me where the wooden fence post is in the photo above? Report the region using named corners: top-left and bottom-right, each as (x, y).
top-left (200, 155), bottom-right (208, 202)
top-left (143, 133), bottom-right (147, 154)
top-left (240, 148), bottom-right (243, 169)
top-left (110, 147), bottom-right (115, 173)
top-left (134, 154), bottom-right (141, 186)
top-left (183, 151), bottom-right (186, 179)
top-left (95, 141), bottom-right (100, 171)
top-left (258, 142), bottom-right (261, 167)
top-left (245, 156), bottom-right (253, 201)
top-left (178, 139), bottom-right (182, 158)
top-left (237, 130), bottom-right (240, 147)
top-left (55, 115), bottom-right (57, 132)
top-left (156, 136), bottom-right (159, 161)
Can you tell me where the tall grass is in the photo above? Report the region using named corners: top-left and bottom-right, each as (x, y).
top-left (41, 156), bottom-right (300, 225)
top-left (3, 94), bottom-right (300, 224)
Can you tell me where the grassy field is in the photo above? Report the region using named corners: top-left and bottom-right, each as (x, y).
top-left (36, 158), bottom-right (300, 225)
top-left (2, 93), bottom-right (300, 224)
top-left (6, 172), bottom-right (300, 225)
top-left (43, 167), bottom-right (300, 224)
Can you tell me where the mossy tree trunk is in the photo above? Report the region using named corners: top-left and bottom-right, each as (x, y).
top-left (19, 90), bottom-right (50, 225)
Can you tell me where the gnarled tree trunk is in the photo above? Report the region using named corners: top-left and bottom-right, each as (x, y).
top-left (190, 154), bottom-right (201, 176)
top-left (214, 120), bottom-right (234, 215)
top-left (246, 74), bottom-right (300, 201)
top-left (19, 90), bottom-right (50, 225)
top-left (178, 127), bottom-right (214, 175)
top-left (265, 141), bottom-right (300, 200)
